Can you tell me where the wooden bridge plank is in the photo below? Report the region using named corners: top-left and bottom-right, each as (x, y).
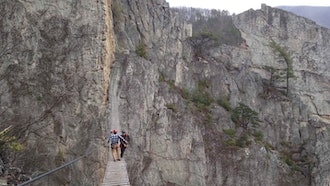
top-left (102, 151), bottom-right (131, 186)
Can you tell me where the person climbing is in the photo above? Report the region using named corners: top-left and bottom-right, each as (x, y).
top-left (108, 129), bottom-right (127, 162)
top-left (120, 130), bottom-right (130, 158)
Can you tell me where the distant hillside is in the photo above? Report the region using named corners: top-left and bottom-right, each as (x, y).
top-left (277, 6), bottom-right (330, 28)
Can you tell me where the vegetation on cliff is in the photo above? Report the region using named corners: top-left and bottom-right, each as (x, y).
top-left (173, 7), bottom-right (244, 46)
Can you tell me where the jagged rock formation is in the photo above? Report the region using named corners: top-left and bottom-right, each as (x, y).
top-left (110, 1), bottom-right (330, 186)
top-left (1, 0), bottom-right (330, 185)
top-left (0, 0), bottom-right (114, 184)
top-left (278, 6), bottom-right (330, 28)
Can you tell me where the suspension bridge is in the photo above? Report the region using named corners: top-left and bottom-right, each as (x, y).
top-left (18, 48), bottom-right (128, 186)
top-left (17, 142), bottom-right (131, 186)
top-left (102, 155), bottom-right (130, 185)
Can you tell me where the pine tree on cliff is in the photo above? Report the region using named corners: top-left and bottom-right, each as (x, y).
top-left (269, 40), bottom-right (295, 97)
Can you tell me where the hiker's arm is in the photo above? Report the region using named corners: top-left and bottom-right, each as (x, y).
top-left (119, 135), bottom-right (128, 143)
top-left (107, 135), bottom-right (111, 143)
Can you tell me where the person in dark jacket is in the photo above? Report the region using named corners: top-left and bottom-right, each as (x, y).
top-left (120, 131), bottom-right (130, 158)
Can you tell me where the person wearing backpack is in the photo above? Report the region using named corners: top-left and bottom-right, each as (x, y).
top-left (120, 131), bottom-right (130, 158)
top-left (108, 129), bottom-right (127, 162)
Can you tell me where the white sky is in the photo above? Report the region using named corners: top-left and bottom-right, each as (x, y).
top-left (166, 0), bottom-right (330, 14)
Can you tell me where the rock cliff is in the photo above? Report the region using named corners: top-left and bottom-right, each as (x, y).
top-left (110, 1), bottom-right (330, 186)
top-left (0, 0), bottom-right (114, 184)
top-left (1, 0), bottom-right (330, 185)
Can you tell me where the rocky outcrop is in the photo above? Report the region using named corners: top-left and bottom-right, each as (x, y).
top-left (278, 6), bottom-right (330, 28)
top-left (110, 2), bottom-right (330, 186)
top-left (1, 0), bottom-right (330, 185)
top-left (0, 0), bottom-right (114, 184)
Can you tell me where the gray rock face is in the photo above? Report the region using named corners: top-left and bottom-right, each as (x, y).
top-left (277, 6), bottom-right (330, 28)
top-left (110, 2), bottom-right (330, 186)
top-left (1, 0), bottom-right (330, 185)
top-left (0, 0), bottom-right (114, 184)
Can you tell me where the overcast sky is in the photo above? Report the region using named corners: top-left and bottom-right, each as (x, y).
top-left (166, 0), bottom-right (330, 14)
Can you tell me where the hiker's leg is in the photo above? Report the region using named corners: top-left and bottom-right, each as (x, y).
top-left (116, 144), bottom-right (121, 160)
top-left (111, 145), bottom-right (116, 161)
top-left (121, 147), bottom-right (126, 158)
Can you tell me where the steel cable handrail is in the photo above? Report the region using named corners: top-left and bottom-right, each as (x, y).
top-left (18, 149), bottom-right (93, 186)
